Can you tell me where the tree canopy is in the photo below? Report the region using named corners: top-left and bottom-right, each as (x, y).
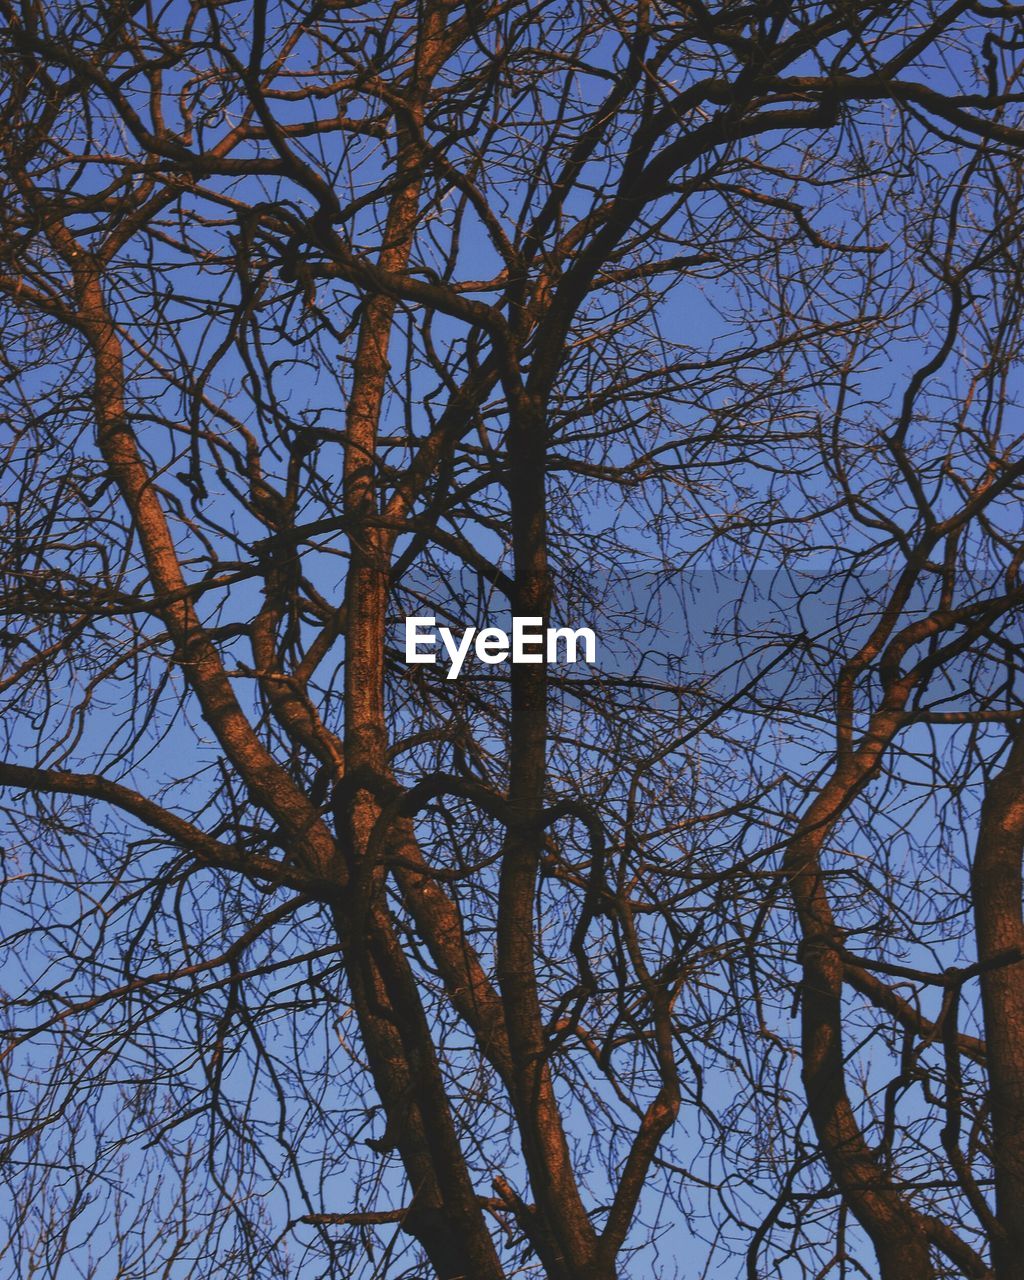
top-left (2, 2), bottom-right (1024, 1277)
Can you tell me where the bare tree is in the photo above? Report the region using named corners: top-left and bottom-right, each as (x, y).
top-left (2, 2), bottom-right (1024, 1277)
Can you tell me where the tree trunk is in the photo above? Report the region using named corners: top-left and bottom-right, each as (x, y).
top-left (973, 727), bottom-right (1024, 1280)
